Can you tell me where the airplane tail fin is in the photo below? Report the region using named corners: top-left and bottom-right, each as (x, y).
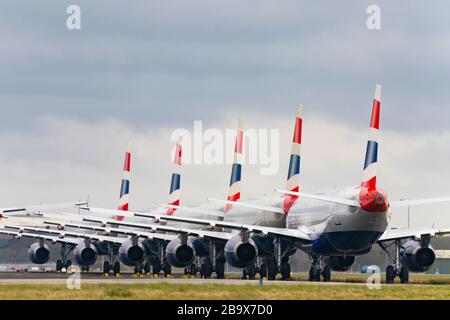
top-left (359, 85), bottom-right (389, 212)
top-left (282, 105), bottom-right (303, 214)
top-left (167, 143), bottom-right (182, 215)
top-left (117, 144), bottom-right (131, 220)
top-left (225, 118), bottom-right (244, 212)
top-left (361, 85), bottom-right (381, 189)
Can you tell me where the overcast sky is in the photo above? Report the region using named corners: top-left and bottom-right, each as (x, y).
top-left (1, 1), bottom-right (450, 228)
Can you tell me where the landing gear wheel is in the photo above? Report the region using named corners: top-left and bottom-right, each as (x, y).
top-left (163, 261), bottom-right (172, 277)
top-left (280, 263), bottom-right (291, 280)
top-left (103, 261), bottom-right (111, 274)
top-left (151, 259), bottom-right (161, 276)
top-left (322, 265), bottom-right (331, 282)
top-left (309, 266), bottom-right (321, 282)
top-left (113, 261), bottom-right (120, 276)
top-left (261, 257), bottom-right (277, 280)
top-left (215, 261), bottom-right (225, 279)
top-left (134, 265), bottom-right (142, 275)
top-left (65, 260), bottom-right (72, 269)
top-left (190, 264), bottom-right (197, 277)
top-left (200, 260), bottom-right (213, 279)
top-left (56, 260), bottom-right (63, 272)
top-left (386, 265), bottom-right (395, 284)
top-left (259, 264), bottom-right (267, 279)
top-left (246, 264), bottom-right (257, 280)
top-left (399, 266), bottom-right (409, 284)
top-left (144, 261), bottom-right (151, 275)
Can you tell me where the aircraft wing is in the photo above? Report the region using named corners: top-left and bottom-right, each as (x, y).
top-left (3, 225), bottom-right (126, 245)
top-left (275, 189), bottom-right (359, 207)
top-left (132, 211), bottom-right (312, 242)
top-left (47, 217), bottom-right (235, 241)
top-left (378, 227), bottom-right (450, 242)
top-left (43, 221), bottom-right (181, 242)
top-left (82, 207), bottom-right (312, 242)
top-left (207, 198), bottom-right (285, 214)
top-left (0, 228), bottom-right (81, 245)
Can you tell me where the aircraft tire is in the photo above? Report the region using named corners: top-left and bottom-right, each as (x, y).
top-left (281, 263), bottom-right (291, 280)
top-left (113, 261), bottom-right (120, 275)
top-left (386, 265), bottom-right (396, 284)
top-left (322, 265), bottom-right (331, 282)
top-left (399, 266), bottom-right (409, 284)
top-left (103, 261), bottom-right (111, 274)
top-left (56, 260), bottom-right (63, 272)
top-left (215, 261), bottom-right (225, 279)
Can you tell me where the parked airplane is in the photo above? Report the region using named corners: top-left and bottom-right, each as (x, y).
top-left (0, 133), bottom-right (238, 278)
top-left (3, 85), bottom-right (450, 283)
top-left (70, 84), bottom-right (450, 283)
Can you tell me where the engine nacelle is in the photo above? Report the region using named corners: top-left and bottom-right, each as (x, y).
top-left (28, 242), bottom-right (50, 264)
top-left (165, 236), bottom-right (197, 268)
top-left (74, 243), bottom-right (98, 266)
top-left (326, 256), bottom-right (355, 271)
top-left (401, 240), bottom-right (435, 272)
top-left (119, 239), bottom-right (146, 266)
top-left (224, 236), bottom-right (258, 268)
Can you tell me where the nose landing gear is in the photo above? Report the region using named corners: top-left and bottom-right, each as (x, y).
top-left (308, 256), bottom-right (331, 282)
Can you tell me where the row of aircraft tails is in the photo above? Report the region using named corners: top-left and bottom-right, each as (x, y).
top-left (1, 84), bottom-right (450, 283)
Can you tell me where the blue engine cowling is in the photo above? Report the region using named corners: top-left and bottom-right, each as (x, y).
top-left (165, 236), bottom-right (197, 268)
top-left (119, 239), bottom-right (146, 266)
top-left (74, 243), bottom-right (98, 266)
top-left (28, 242), bottom-right (50, 264)
top-left (400, 240), bottom-right (435, 272)
top-left (224, 236), bottom-right (258, 268)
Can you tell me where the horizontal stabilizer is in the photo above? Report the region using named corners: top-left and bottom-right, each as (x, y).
top-left (275, 189), bottom-right (360, 207)
top-left (390, 197), bottom-right (450, 208)
top-left (207, 198), bottom-right (285, 214)
top-left (159, 204), bottom-right (225, 218)
top-left (1, 202), bottom-right (88, 214)
top-left (378, 227), bottom-right (450, 242)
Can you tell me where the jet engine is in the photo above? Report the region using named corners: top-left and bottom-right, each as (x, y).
top-left (119, 238), bottom-right (146, 266)
top-left (165, 236), bottom-right (197, 268)
top-left (74, 242), bottom-right (98, 266)
top-left (28, 242), bottom-right (50, 264)
top-left (326, 256), bottom-right (355, 271)
top-left (400, 240), bottom-right (435, 272)
top-left (224, 235), bottom-right (258, 268)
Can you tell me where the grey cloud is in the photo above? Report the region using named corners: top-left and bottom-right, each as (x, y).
top-left (0, 1), bottom-right (450, 133)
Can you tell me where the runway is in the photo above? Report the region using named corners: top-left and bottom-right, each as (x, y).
top-left (0, 272), bottom-right (370, 286)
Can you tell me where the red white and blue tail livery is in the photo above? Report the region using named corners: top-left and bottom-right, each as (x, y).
top-left (167, 143), bottom-right (182, 215)
top-left (359, 85), bottom-right (388, 212)
top-left (117, 146), bottom-right (131, 221)
top-left (283, 105), bottom-right (303, 214)
top-left (225, 118), bottom-right (244, 212)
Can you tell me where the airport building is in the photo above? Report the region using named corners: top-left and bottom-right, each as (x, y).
top-left (426, 250), bottom-right (450, 274)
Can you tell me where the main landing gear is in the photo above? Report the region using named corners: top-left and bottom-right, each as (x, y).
top-left (308, 256), bottom-right (331, 282)
top-left (250, 239), bottom-right (293, 281)
top-left (56, 244), bottom-right (74, 272)
top-left (379, 240), bottom-right (409, 284)
top-left (103, 243), bottom-right (120, 277)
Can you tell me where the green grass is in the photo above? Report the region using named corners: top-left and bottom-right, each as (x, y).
top-left (0, 282), bottom-right (448, 300)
